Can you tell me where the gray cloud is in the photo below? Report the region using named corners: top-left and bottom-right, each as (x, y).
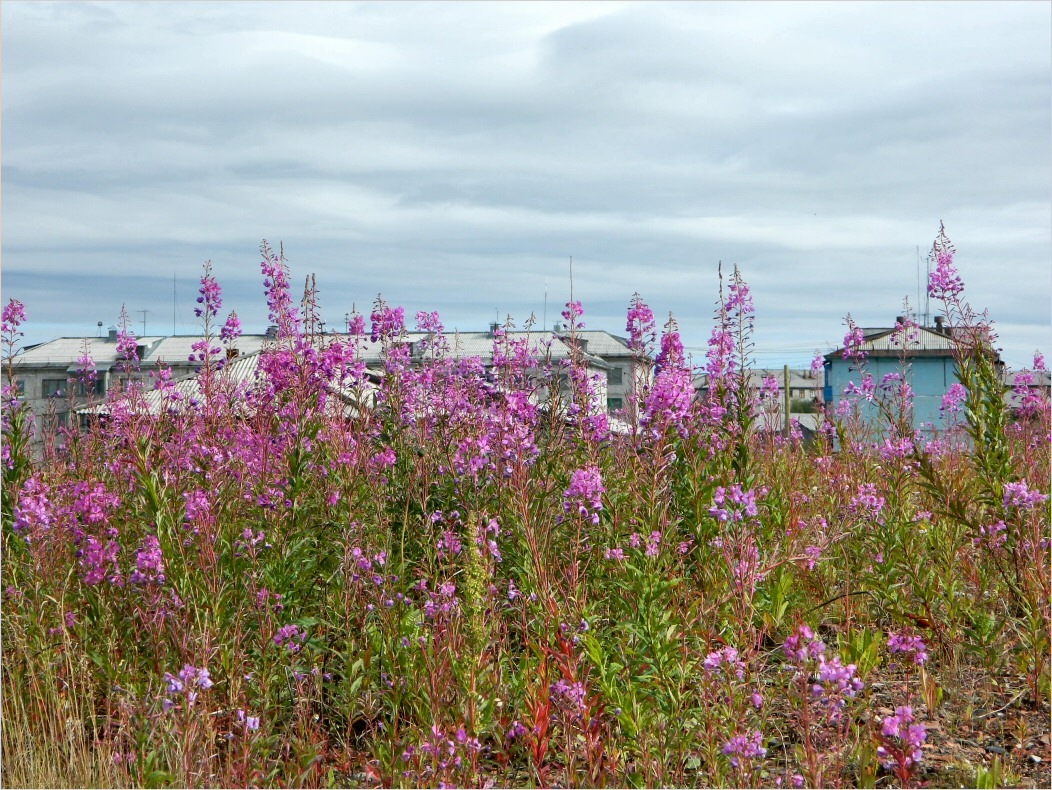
top-left (2, 0), bottom-right (1049, 369)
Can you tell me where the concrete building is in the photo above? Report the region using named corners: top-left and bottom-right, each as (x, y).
top-left (11, 326), bottom-right (640, 445)
top-left (692, 368), bottom-right (823, 406)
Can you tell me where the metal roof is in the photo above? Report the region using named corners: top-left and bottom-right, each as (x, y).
top-left (825, 326), bottom-right (960, 359)
top-left (79, 350), bottom-right (383, 417)
top-left (12, 329), bottom-right (631, 372)
top-left (10, 335), bottom-right (270, 368)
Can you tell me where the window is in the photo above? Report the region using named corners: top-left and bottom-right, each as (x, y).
top-left (13, 379), bottom-right (25, 396)
top-left (607, 397), bottom-right (623, 413)
top-left (43, 378), bottom-right (104, 398)
top-left (607, 366), bottom-right (623, 386)
top-left (42, 379), bottom-right (67, 398)
top-left (76, 379), bottom-right (106, 397)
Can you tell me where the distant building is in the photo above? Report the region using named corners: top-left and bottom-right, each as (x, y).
top-left (822, 317), bottom-right (1004, 431)
top-left (692, 368), bottom-right (822, 405)
top-left (11, 326), bottom-right (642, 446)
top-left (9, 332), bottom-right (267, 445)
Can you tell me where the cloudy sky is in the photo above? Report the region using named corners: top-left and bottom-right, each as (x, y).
top-left (2, 1), bottom-right (1049, 368)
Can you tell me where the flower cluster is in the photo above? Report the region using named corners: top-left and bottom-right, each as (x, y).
top-left (703, 646), bottom-right (746, 679)
top-left (273, 623), bottom-right (307, 653)
top-left (163, 664), bottom-right (213, 711)
top-left (887, 632), bottom-right (928, 666)
top-left (849, 483), bottom-right (885, 522)
top-left (402, 723), bottom-right (482, 779)
top-left (722, 729), bottom-right (767, 769)
top-left (784, 625), bottom-right (863, 721)
top-left (709, 484), bottom-right (759, 523)
top-left (79, 535), bottom-right (121, 587)
top-left (563, 466), bottom-right (605, 526)
top-left (195, 262), bottom-right (223, 320)
top-left (625, 293), bottom-right (656, 355)
top-left (974, 520), bottom-right (1007, 551)
top-left (940, 382), bottom-right (967, 415)
top-left (877, 706), bottom-right (927, 772)
top-left (1003, 480), bottom-right (1048, 512)
top-left (927, 237), bottom-right (963, 301)
top-left (129, 535), bottom-right (166, 586)
top-left (220, 310), bottom-right (242, 344)
top-left (2, 298), bottom-right (27, 342)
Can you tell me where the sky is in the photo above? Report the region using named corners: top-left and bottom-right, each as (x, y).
top-left (2, 1), bottom-right (1049, 369)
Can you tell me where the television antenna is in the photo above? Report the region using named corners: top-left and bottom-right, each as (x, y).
top-left (138, 309), bottom-right (150, 337)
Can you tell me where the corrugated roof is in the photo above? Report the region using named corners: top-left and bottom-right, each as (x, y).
top-left (79, 350), bottom-right (383, 417)
top-left (12, 330), bottom-right (631, 371)
top-left (11, 335), bottom-right (270, 368)
top-left (825, 326), bottom-right (960, 359)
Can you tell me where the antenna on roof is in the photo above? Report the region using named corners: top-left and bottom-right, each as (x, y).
top-left (915, 245), bottom-right (921, 327)
top-left (138, 309), bottom-right (150, 337)
top-left (543, 277), bottom-right (548, 333)
top-left (173, 272), bottom-right (177, 336)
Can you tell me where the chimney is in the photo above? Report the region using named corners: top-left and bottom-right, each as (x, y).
top-left (934, 316), bottom-right (946, 334)
top-left (265, 325), bottom-right (278, 340)
top-left (489, 321), bottom-right (500, 336)
top-left (895, 315), bottom-right (906, 326)
top-left (107, 326), bottom-right (118, 342)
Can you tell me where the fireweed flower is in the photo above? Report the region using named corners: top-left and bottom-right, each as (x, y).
top-left (887, 632), bottom-right (928, 665)
top-left (784, 624), bottom-right (863, 720)
top-left (709, 484), bottom-right (759, 523)
top-left (1003, 480), bottom-right (1048, 512)
top-left (195, 262), bottom-right (223, 320)
top-left (273, 623), bottom-right (307, 653)
top-left (927, 245), bottom-right (963, 301)
top-left (877, 706), bottom-right (927, 770)
top-left (2, 298), bottom-right (27, 341)
top-left (703, 646), bottom-right (746, 679)
top-left (162, 664), bottom-right (213, 711)
top-left (842, 322), bottom-right (867, 366)
top-left (236, 709), bottom-right (261, 732)
top-left (220, 310), bottom-right (242, 344)
top-left (849, 483), bottom-right (885, 522)
top-left (974, 520), bottom-right (1007, 551)
top-left (129, 535), bottom-right (166, 586)
top-left (79, 536), bottom-right (121, 587)
top-left (722, 730), bottom-right (767, 769)
top-left (626, 293), bottom-right (656, 355)
top-left (563, 466), bottom-right (605, 526)
top-left (940, 383), bottom-right (967, 415)
top-left (370, 303), bottom-right (405, 343)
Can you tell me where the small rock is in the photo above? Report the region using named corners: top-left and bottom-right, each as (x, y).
top-left (985, 744), bottom-right (1007, 756)
top-left (1029, 755), bottom-right (1043, 764)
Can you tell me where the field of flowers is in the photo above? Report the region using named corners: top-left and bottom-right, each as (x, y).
top-left (2, 228), bottom-right (1049, 788)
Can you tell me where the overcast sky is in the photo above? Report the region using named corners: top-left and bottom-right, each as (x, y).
top-left (2, 1), bottom-right (1049, 368)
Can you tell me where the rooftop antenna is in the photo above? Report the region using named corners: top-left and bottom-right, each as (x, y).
top-left (924, 244), bottom-right (931, 328)
top-left (915, 245), bottom-right (921, 326)
top-left (543, 277), bottom-right (548, 331)
top-left (138, 309), bottom-right (150, 337)
top-left (173, 272), bottom-right (177, 336)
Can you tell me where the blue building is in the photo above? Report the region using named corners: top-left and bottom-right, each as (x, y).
top-left (823, 317), bottom-right (1003, 432)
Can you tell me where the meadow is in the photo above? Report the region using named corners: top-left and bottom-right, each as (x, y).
top-left (2, 228), bottom-right (1049, 788)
